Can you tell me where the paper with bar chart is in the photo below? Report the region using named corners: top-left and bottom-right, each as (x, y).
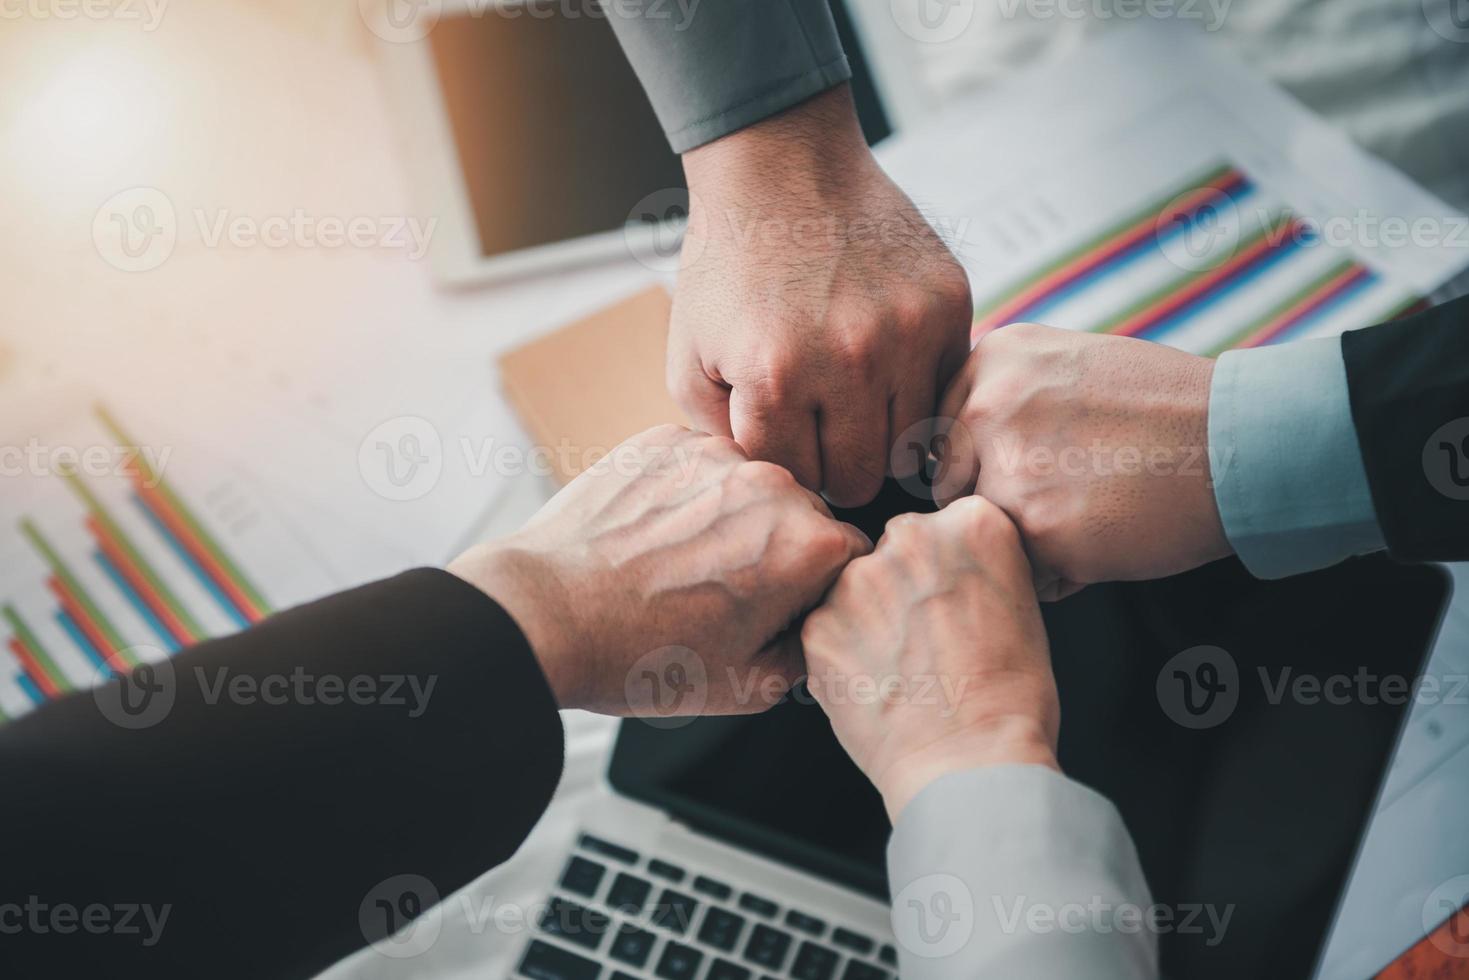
top-left (0, 402), bottom-right (337, 722)
top-left (878, 26), bottom-right (1469, 358)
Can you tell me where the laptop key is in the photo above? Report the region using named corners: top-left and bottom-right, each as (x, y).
top-left (648, 858), bottom-right (687, 882)
top-left (558, 856), bottom-right (605, 899)
top-left (609, 924), bottom-right (656, 967)
top-left (743, 923), bottom-right (793, 971)
top-left (879, 944), bottom-right (898, 966)
top-left (707, 959), bottom-right (753, 980)
top-left (538, 897), bottom-right (609, 951)
top-left (693, 875), bottom-right (733, 900)
top-left (655, 940), bottom-right (704, 980)
top-left (578, 833), bottom-right (638, 865)
top-left (738, 893), bottom-right (779, 918)
top-left (651, 889), bottom-right (699, 934)
top-left (840, 962), bottom-right (888, 980)
top-left (611, 973), bottom-right (640, 980)
top-left (606, 872), bottom-right (653, 914)
top-left (791, 941), bottom-right (839, 980)
top-left (698, 906), bottom-right (747, 951)
top-left (785, 909), bottom-right (826, 936)
top-left (517, 939), bottom-right (599, 980)
top-left (831, 928), bottom-right (875, 955)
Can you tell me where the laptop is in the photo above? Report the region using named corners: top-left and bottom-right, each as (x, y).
top-left (510, 479), bottom-right (1455, 980)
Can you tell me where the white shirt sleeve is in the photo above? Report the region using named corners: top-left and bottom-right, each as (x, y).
top-left (886, 764), bottom-right (1158, 980)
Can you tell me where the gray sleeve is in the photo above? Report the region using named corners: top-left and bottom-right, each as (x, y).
top-left (1208, 337), bottom-right (1385, 579)
top-left (603, 0), bottom-right (852, 152)
top-left (886, 765), bottom-right (1159, 979)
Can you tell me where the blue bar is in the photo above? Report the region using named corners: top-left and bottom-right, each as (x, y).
top-left (16, 672), bottom-right (45, 705)
top-left (133, 495), bottom-right (249, 631)
top-left (94, 550), bottom-right (180, 652)
top-left (55, 609), bottom-right (111, 679)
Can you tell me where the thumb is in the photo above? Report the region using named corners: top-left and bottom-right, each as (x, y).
top-left (666, 344), bottom-right (733, 438)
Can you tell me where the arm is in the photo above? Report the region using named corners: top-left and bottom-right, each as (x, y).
top-left (0, 426), bottom-right (869, 978)
top-left (603, 0), bottom-right (851, 154)
top-left (932, 294), bottom-right (1469, 594)
top-left (801, 499), bottom-right (1158, 978)
top-left (607, 6), bottom-right (973, 507)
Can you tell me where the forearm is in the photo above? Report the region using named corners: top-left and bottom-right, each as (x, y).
top-left (0, 569), bottom-right (565, 977)
top-left (887, 766), bottom-right (1158, 980)
top-left (1209, 293), bottom-right (1469, 576)
top-left (603, 0), bottom-right (851, 152)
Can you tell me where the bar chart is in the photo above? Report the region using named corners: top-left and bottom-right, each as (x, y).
top-left (0, 403), bottom-right (336, 722)
top-left (968, 160), bottom-right (1426, 358)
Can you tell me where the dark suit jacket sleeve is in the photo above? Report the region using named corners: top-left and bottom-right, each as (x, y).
top-left (605, 0), bottom-right (851, 152)
top-left (0, 568), bottom-right (564, 978)
top-left (1342, 293), bottom-right (1469, 562)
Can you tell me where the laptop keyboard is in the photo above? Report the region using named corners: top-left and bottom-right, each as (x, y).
top-left (516, 832), bottom-right (899, 980)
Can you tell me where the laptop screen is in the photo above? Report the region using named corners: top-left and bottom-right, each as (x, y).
top-left (609, 479), bottom-right (1450, 979)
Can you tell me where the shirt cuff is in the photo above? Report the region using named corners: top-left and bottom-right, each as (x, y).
top-left (886, 765), bottom-right (1157, 979)
top-left (1208, 337), bottom-right (1385, 579)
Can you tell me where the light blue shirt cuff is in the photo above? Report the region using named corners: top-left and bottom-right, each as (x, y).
top-left (1208, 338), bottom-right (1385, 580)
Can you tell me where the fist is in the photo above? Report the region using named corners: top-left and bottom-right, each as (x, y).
top-left (450, 425), bottom-right (871, 716)
top-left (801, 497), bottom-right (1059, 820)
top-left (669, 86), bottom-right (972, 508)
top-left (934, 323), bottom-right (1232, 600)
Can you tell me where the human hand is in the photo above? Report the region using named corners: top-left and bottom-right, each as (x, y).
top-left (669, 85), bottom-right (972, 508)
top-left (448, 425), bottom-right (871, 715)
top-left (933, 323), bottom-right (1232, 600)
top-left (800, 498), bottom-right (1059, 821)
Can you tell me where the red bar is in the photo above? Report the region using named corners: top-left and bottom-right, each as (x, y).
top-left (9, 637), bottom-right (63, 700)
top-left (86, 515), bottom-right (198, 646)
top-left (1239, 266), bottom-right (1371, 349)
top-left (1110, 219), bottom-right (1304, 338)
top-left (133, 481), bottom-right (265, 623)
top-left (976, 171), bottom-right (1248, 333)
top-left (46, 577), bottom-right (130, 675)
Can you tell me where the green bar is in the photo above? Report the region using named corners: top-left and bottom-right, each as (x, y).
top-left (60, 470), bottom-right (205, 639)
top-left (19, 518), bottom-right (128, 656)
top-left (94, 404), bottom-right (272, 615)
top-left (973, 161), bottom-right (1238, 323)
top-left (1088, 216), bottom-right (1288, 336)
top-left (3, 604), bottom-right (71, 693)
top-left (1203, 258), bottom-right (1356, 357)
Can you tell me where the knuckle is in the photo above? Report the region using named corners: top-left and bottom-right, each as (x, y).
top-left (736, 458), bottom-right (797, 493)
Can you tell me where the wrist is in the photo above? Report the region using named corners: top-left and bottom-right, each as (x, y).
top-left (682, 85), bottom-right (872, 205)
top-left (447, 543), bottom-right (582, 709)
top-left (875, 716), bottom-right (1059, 823)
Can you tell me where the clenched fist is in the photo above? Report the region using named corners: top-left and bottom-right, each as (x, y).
top-left (801, 497), bottom-right (1060, 821)
top-left (669, 85), bottom-right (972, 508)
top-left (934, 324), bottom-right (1233, 600)
top-left (449, 425), bottom-right (871, 716)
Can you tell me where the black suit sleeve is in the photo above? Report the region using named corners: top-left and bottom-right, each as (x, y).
top-left (1342, 293), bottom-right (1469, 562)
top-left (0, 568), bottom-right (564, 978)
